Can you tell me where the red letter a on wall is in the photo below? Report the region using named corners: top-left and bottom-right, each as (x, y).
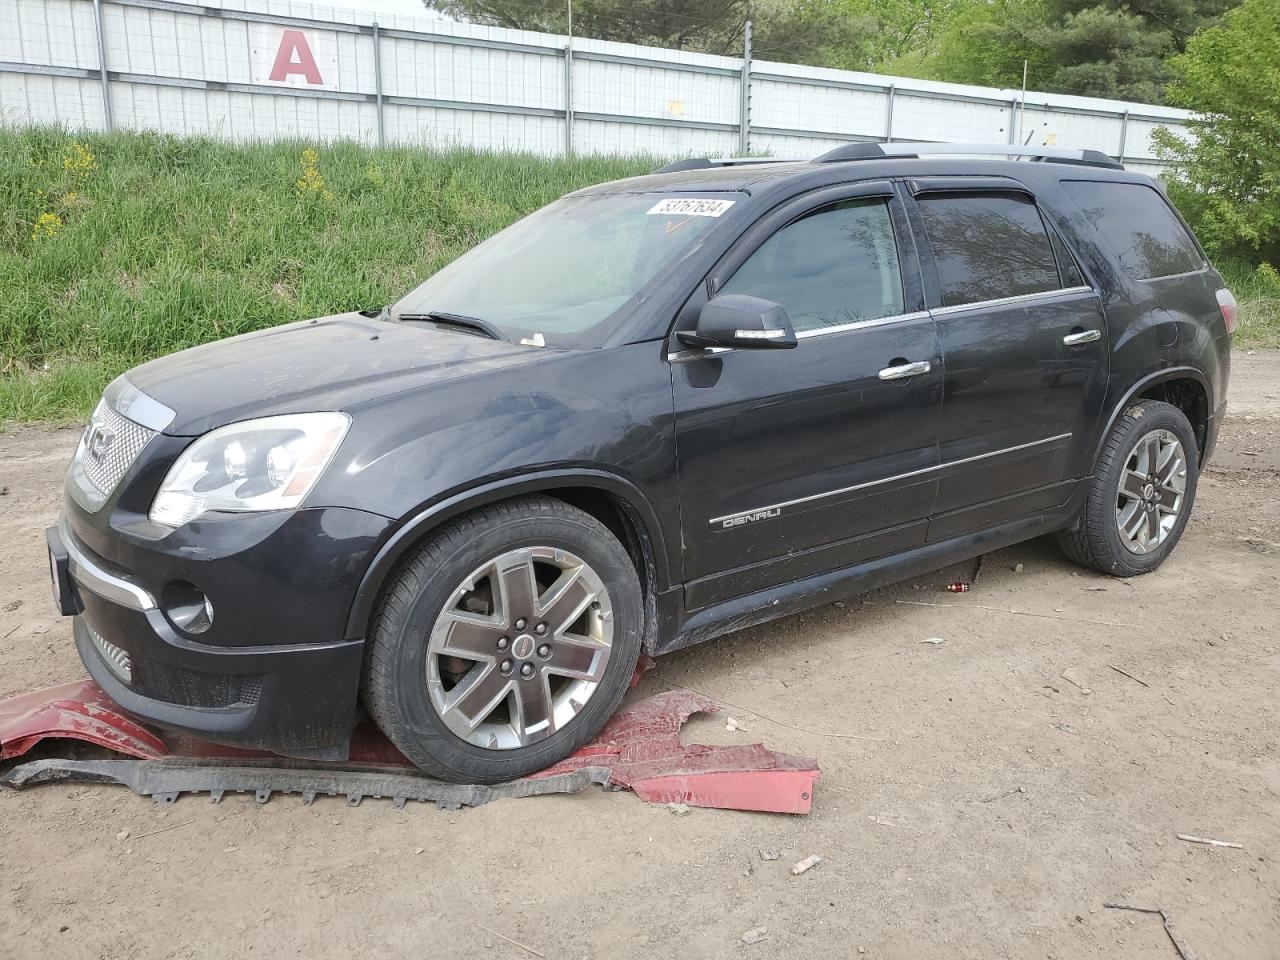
top-left (270, 30), bottom-right (324, 84)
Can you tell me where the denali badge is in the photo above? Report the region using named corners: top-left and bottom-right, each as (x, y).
top-left (719, 507), bottom-right (782, 530)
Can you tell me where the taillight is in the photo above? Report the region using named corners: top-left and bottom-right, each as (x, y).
top-left (1216, 288), bottom-right (1238, 334)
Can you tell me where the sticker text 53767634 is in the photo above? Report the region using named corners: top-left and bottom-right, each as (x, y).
top-left (647, 198), bottom-right (736, 217)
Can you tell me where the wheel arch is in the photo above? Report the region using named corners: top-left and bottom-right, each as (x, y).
top-left (1091, 366), bottom-right (1212, 472)
top-left (343, 469), bottom-right (671, 641)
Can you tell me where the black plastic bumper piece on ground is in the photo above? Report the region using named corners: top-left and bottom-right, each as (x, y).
top-left (1, 757), bottom-right (613, 811)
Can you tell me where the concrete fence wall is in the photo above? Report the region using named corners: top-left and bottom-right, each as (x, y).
top-left (0, 0), bottom-right (1192, 174)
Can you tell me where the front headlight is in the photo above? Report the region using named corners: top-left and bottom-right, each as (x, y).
top-left (149, 413), bottom-right (350, 527)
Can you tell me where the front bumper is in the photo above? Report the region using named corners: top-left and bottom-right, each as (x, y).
top-left (49, 511), bottom-right (382, 757)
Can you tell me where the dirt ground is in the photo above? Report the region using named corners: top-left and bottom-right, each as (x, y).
top-left (2, 352), bottom-right (1278, 960)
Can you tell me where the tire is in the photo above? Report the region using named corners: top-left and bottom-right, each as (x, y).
top-left (362, 495), bottom-right (643, 783)
top-left (1057, 399), bottom-right (1199, 576)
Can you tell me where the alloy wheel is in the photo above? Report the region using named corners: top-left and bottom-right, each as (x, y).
top-left (1115, 428), bottom-right (1186, 555)
top-left (425, 546), bottom-right (614, 750)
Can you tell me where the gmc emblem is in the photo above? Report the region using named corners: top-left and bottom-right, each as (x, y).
top-left (85, 424), bottom-right (115, 462)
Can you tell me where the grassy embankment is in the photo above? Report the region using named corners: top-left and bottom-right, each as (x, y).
top-left (2, 127), bottom-right (1276, 425)
top-left (0, 128), bottom-right (653, 423)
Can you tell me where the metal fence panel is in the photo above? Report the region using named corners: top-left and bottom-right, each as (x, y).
top-left (0, 0), bottom-right (1193, 168)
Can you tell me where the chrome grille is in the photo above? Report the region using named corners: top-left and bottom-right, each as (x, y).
top-left (75, 400), bottom-right (157, 503)
top-left (87, 624), bottom-right (133, 684)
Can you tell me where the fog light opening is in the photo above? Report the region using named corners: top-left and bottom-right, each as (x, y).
top-left (162, 580), bottom-right (214, 635)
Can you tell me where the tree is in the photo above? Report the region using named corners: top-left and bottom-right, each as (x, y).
top-left (423, 0), bottom-right (1236, 106)
top-left (421, 0), bottom-right (750, 54)
top-left (902, 0), bottom-right (1051, 88)
top-left (750, 1), bottom-right (879, 68)
top-left (1155, 0), bottom-right (1280, 266)
top-left (1004, 0), bottom-right (1232, 102)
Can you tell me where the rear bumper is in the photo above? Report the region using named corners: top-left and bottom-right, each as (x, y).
top-left (50, 516), bottom-right (370, 757)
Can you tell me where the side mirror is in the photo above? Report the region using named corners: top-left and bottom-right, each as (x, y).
top-left (677, 294), bottom-right (798, 350)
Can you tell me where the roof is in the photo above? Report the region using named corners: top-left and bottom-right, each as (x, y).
top-left (575, 143), bottom-right (1154, 201)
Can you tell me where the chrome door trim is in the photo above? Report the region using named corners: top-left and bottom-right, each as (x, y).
top-left (795, 310), bottom-right (932, 340)
top-left (1063, 329), bottom-right (1102, 346)
top-left (708, 432), bottom-right (1073, 528)
top-left (930, 285), bottom-right (1095, 318)
top-left (668, 309), bottom-right (933, 361)
top-left (879, 360), bottom-right (931, 380)
top-left (1137, 265), bottom-right (1208, 283)
top-left (667, 345), bottom-right (736, 362)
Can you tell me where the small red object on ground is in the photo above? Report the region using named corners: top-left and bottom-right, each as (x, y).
top-left (946, 582), bottom-right (971, 593)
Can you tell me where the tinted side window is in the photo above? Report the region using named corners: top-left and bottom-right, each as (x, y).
top-left (721, 199), bottom-right (904, 333)
top-left (1062, 180), bottom-right (1203, 280)
top-left (916, 193), bottom-right (1061, 307)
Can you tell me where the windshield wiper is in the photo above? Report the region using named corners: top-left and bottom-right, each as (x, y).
top-left (396, 311), bottom-right (503, 341)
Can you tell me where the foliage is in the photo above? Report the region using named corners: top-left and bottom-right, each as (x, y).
top-left (1029, 0), bottom-right (1231, 101)
top-left (889, 0), bottom-right (1051, 87)
top-left (1155, 0), bottom-right (1280, 267)
top-left (423, 0), bottom-right (751, 53)
top-left (424, 0), bottom-right (1234, 102)
top-left (0, 127), bottom-right (654, 423)
top-left (910, 0), bottom-right (1235, 100)
top-left (1219, 262), bottom-right (1280, 347)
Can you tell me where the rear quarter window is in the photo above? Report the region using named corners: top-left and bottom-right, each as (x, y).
top-left (1061, 181), bottom-right (1204, 280)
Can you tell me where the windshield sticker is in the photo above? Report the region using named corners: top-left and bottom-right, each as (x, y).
top-left (646, 198), bottom-right (736, 218)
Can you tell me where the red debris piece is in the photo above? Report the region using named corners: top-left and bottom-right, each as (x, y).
top-left (537, 690), bottom-right (821, 815)
top-left (1, 681), bottom-right (820, 814)
top-left (0, 679), bottom-right (167, 761)
top-left (630, 652), bottom-right (656, 688)
top-left (946, 581), bottom-right (971, 593)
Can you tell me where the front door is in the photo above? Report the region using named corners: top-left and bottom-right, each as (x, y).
top-left (671, 183), bottom-right (944, 610)
top-left (904, 182), bottom-right (1109, 539)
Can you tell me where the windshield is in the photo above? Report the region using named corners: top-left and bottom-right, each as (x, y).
top-left (392, 191), bottom-right (738, 348)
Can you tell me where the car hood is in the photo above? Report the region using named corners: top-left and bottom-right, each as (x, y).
top-left (122, 312), bottom-right (553, 436)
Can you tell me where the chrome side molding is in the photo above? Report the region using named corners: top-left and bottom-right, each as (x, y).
top-left (709, 432), bottom-right (1073, 528)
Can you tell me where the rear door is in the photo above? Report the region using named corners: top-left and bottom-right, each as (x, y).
top-left (903, 179), bottom-right (1109, 539)
top-left (671, 182), bottom-right (943, 609)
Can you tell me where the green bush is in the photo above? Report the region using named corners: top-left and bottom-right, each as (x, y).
top-left (0, 127), bottom-right (654, 423)
top-left (1156, 0), bottom-right (1280, 268)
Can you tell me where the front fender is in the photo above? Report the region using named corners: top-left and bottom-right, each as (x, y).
top-left (341, 468), bottom-right (672, 640)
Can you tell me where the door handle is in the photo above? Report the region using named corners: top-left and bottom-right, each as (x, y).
top-left (878, 360), bottom-right (931, 381)
top-left (1063, 328), bottom-right (1102, 346)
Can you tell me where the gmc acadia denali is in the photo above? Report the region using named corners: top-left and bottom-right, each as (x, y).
top-left (48, 143), bottom-right (1233, 782)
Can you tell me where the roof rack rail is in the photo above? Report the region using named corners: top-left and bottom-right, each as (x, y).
top-left (814, 142), bottom-right (1123, 169)
top-left (651, 156), bottom-right (807, 174)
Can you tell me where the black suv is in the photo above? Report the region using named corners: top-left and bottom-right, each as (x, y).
top-left (47, 143), bottom-right (1234, 783)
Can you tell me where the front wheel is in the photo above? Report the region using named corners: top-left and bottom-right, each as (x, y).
top-left (1057, 399), bottom-right (1199, 576)
top-left (362, 496), bottom-right (643, 783)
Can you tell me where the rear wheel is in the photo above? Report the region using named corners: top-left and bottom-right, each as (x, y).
top-left (362, 496), bottom-right (643, 783)
top-left (1057, 399), bottom-right (1199, 576)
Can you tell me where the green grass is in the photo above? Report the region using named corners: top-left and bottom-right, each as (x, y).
top-left (0, 127), bottom-right (655, 424)
top-left (2, 127), bottom-right (1276, 425)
